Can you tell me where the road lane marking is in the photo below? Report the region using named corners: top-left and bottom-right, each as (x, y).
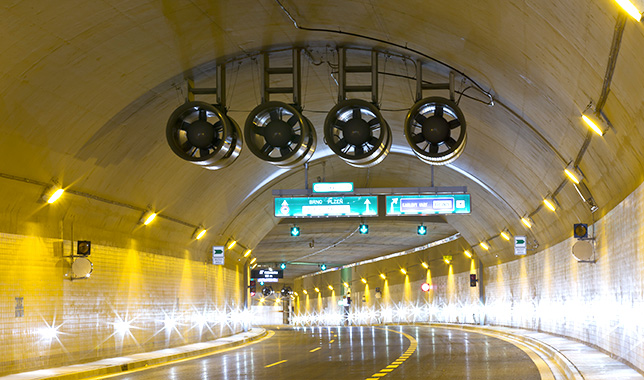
top-left (265, 359), bottom-right (288, 368)
top-left (329, 339), bottom-right (335, 343)
top-left (365, 327), bottom-right (418, 379)
top-left (310, 347), bottom-right (321, 352)
top-left (86, 330), bottom-right (276, 380)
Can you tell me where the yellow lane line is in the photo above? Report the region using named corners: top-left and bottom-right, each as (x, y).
top-left (86, 330), bottom-right (276, 380)
top-left (365, 327), bottom-right (418, 380)
top-left (265, 359), bottom-right (287, 368)
top-left (310, 347), bottom-right (321, 352)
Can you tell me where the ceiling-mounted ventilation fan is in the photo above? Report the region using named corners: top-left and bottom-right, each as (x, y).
top-left (244, 101), bottom-right (316, 169)
top-left (404, 97), bottom-right (467, 165)
top-left (166, 101), bottom-right (242, 170)
top-left (323, 99), bottom-right (392, 168)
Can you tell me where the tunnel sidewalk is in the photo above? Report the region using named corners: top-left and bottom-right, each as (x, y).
top-left (421, 323), bottom-right (644, 380)
top-left (0, 328), bottom-right (267, 380)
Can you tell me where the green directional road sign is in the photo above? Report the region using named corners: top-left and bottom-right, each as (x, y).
top-left (275, 196), bottom-right (378, 217)
top-left (386, 194), bottom-right (471, 215)
top-left (514, 236), bottom-right (527, 256)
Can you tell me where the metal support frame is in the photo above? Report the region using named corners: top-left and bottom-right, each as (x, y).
top-left (186, 64), bottom-right (227, 108)
top-left (416, 60), bottom-right (455, 101)
top-left (260, 48), bottom-right (302, 105)
top-left (337, 48), bottom-right (379, 104)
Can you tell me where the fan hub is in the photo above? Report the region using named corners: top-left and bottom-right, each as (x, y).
top-left (186, 120), bottom-right (215, 149)
top-left (265, 120), bottom-right (293, 147)
top-left (344, 118), bottom-right (370, 145)
top-left (422, 116), bottom-right (450, 144)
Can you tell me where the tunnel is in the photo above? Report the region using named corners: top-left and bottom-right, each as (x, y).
top-left (1, 1), bottom-right (644, 379)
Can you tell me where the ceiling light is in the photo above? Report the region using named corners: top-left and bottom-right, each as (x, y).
top-left (521, 216), bottom-right (533, 229)
top-left (380, 273), bottom-right (386, 280)
top-left (140, 210), bottom-right (157, 225)
top-left (480, 241), bottom-right (490, 250)
top-left (543, 196), bottom-right (557, 212)
top-left (361, 278), bottom-right (367, 284)
top-left (582, 109), bottom-right (609, 136)
top-left (328, 285), bottom-right (334, 291)
top-left (564, 163), bottom-right (583, 184)
top-left (244, 249), bottom-right (252, 257)
top-left (251, 263), bottom-right (257, 269)
top-left (42, 185), bottom-right (64, 204)
top-left (443, 255), bottom-right (452, 264)
top-left (464, 250), bottom-right (472, 258)
top-left (303, 289), bottom-right (308, 295)
top-left (615, 0), bottom-right (642, 21)
top-left (400, 268), bottom-right (407, 275)
top-left (421, 262), bottom-right (429, 269)
top-left (250, 257), bottom-right (257, 265)
top-left (314, 287), bottom-right (320, 293)
top-left (193, 226), bottom-right (207, 240)
top-left (227, 240), bottom-right (237, 250)
top-left (500, 229), bottom-right (511, 241)
top-left (343, 282), bottom-right (349, 288)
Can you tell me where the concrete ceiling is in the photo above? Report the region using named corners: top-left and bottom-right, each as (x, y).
top-left (2, 0), bottom-right (644, 277)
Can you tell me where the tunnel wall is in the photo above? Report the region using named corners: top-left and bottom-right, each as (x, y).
top-left (0, 233), bottom-right (246, 376)
top-left (293, 181), bottom-right (644, 373)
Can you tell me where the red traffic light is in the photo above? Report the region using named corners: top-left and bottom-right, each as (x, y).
top-left (421, 282), bottom-right (431, 292)
top-left (470, 274), bottom-right (477, 287)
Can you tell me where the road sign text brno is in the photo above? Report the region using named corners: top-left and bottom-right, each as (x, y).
top-left (274, 196), bottom-right (378, 217)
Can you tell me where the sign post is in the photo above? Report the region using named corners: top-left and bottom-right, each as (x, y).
top-left (514, 236), bottom-right (527, 256)
top-left (212, 246), bottom-right (225, 265)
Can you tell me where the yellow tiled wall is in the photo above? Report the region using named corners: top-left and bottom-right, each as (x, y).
top-left (0, 233), bottom-right (245, 375)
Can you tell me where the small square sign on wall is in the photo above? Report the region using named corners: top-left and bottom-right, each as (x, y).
top-left (15, 297), bottom-right (24, 318)
top-left (212, 246), bottom-right (225, 265)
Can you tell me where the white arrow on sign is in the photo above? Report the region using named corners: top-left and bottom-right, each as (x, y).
top-left (390, 198), bottom-right (398, 213)
top-left (364, 199), bottom-right (371, 213)
top-left (282, 200), bottom-right (288, 206)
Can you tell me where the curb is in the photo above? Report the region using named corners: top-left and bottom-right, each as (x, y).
top-left (3, 328), bottom-right (268, 380)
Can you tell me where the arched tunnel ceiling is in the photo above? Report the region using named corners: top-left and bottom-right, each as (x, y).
top-left (2, 0), bottom-right (644, 277)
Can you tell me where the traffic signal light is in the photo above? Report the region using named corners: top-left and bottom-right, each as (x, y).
top-left (417, 224), bottom-right (427, 235)
top-left (280, 262), bottom-right (286, 270)
top-left (249, 280), bottom-right (256, 296)
top-left (421, 282), bottom-right (431, 292)
top-left (573, 223), bottom-right (588, 239)
top-left (359, 224), bottom-right (369, 234)
top-left (320, 264), bottom-right (327, 271)
top-left (290, 226), bottom-right (300, 236)
top-left (470, 274), bottom-right (477, 287)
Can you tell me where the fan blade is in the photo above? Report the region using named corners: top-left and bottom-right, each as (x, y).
top-left (270, 109), bottom-right (280, 122)
top-left (352, 108), bottom-right (362, 120)
top-left (368, 118), bottom-right (380, 128)
top-left (261, 143), bottom-right (273, 155)
top-left (448, 119), bottom-right (461, 129)
top-left (414, 113), bottom-right (427, 126)
top-left (355, 145), bottom-right (364, 156)
top-left (252, 125), bottom-right (266, 136)
top-left (445, 137), bottom-right (457, 149)
top-left (180, 121), bottom-right (190, 131)
top-left (180, 141), bottom-right (192, 152)
top-left (290, 133), bottom-right (301, 143)
top-left (213, 120), bottom-right (223, 131)
top-left (336, 138), bottom-right (348, 150)
top-left (411, 133), bottom-right (425, 144)
top-left (334, 120), bottom-right (346, 131)
top-left (198, 109), bottom-right (208, 121)
top-left (280, 146), bottom-right (292, 157)
top-left (429, 143), bottom-right (439, 154)
top-left (189, 146), bottom-right (199, 157)
top-left (199, 148), bottom-right (210, 157)
top-left (368, 136), bottom-right (380, 147)
top-left (287, 115), bottom-right (299, 126)
top-left (435, 105), bottom-right (443, 118)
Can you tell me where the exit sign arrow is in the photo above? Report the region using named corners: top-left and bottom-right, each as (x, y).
top-left (364, 199), bottom-right (371, 213)
top-left (515, 238), bottom-right (525, 245)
